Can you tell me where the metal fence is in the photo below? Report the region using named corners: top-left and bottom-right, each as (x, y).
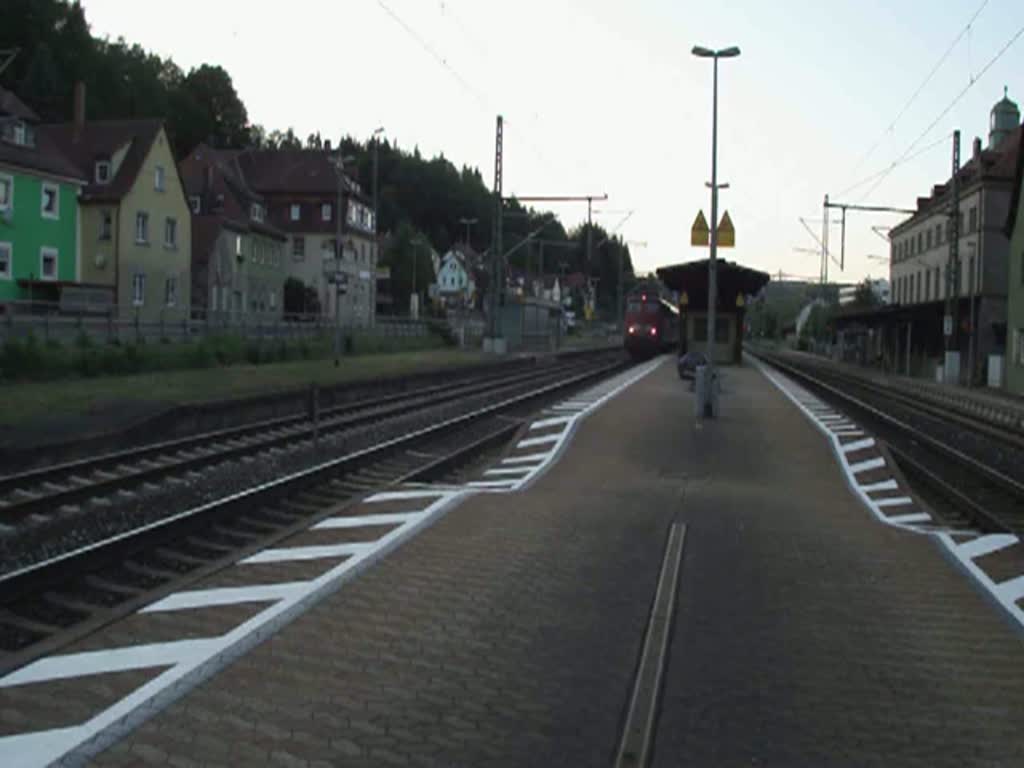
top-left (0, 300), bottom-right (439, 346)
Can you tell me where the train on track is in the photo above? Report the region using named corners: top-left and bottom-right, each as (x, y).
top-left (623, 284), bottom-right (680, 359)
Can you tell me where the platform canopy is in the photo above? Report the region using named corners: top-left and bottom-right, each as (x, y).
top-left (656, 259), bottom-right (770, 311)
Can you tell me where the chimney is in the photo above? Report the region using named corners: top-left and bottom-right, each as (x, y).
top-left (73, 82), bottom-right (86, 142)
top-left (324, 139), bottom-right (332, 152)
top-left (973, 136), bottom-right (982, 161)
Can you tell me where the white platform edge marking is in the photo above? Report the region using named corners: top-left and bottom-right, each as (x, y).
top-left (0, 358), bottom-right (668, 768)
top-left (750, 354), bottom-right (1024, 631)
top-left (517, 434), bottom-right (561, 448)
top-left (957, 534), bottom-right (1018, 559)
top-left (484, 467), bottom-right (534, 476)
top-left (530, 416), bottom-right (573, 429)
top-left (874, 497), bottom-right (914, 508)
top-left (241, 542), bottom-right (372, 564)
top-left (848, 457), bottom-right (886, 474)
top-left (312, 512), bottom-right (423, 530)
top-left (501, 453), bottom-right (551, 465)
top-left (841, 438), bottom-right (876, 453)
top-left (886, 512), bottom-right (931, 524)
top-left (142, 582), bottom-right (309, 613)
top-left (0, 491), bottom-right (464, 766)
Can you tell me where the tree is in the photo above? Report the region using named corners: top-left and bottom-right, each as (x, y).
top-left (171, 64), bottom-right (248, 155)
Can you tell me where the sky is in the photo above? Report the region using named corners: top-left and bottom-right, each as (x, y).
top-left (80, 0), bottom-right (1024, 284)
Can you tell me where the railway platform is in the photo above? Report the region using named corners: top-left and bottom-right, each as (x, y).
top-left (2, 358), bottom-right (1023, 767)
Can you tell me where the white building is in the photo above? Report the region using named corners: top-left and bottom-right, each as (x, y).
top-left (434, 248), bottom-right (475, 307)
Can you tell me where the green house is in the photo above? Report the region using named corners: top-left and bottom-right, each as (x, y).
top-left (0, 87), bottom-right (86, 305)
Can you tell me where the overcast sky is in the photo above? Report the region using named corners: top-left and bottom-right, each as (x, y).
top-left (81, 0), bottom-right (1023, 283)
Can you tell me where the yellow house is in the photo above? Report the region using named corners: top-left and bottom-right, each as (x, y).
top-left (40, 100), bottom-right (191, 322)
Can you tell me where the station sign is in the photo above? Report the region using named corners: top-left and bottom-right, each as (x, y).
top-left (690, 210), bottom-right (736, 248)
top-left (691, 211), bottom-right (710, 246)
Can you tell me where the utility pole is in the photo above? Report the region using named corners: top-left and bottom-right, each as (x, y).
top-left (945, 129), bottom-right (961, 383)
top-left (485, 115), bottom-right (504, 352)
top-left (586, 197), bottom-right (593, 315)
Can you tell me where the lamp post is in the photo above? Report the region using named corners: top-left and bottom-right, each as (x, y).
top-left (692, 43), bottom-right (740, 417)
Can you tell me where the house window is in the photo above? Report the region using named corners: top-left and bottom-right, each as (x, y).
top-left (211, 284), bottom-right (219, 312)
top-left (917, 232), bottom-right (923, 253)
top-left (189, 196), bottom-right (200, 214)
top-left (0, 242), bottom-right (11, 279)
top-left (251, 203), bottom-right (264, 222)
top-left (132, 273), bottom-right (146, 306)
top-left (41, 182), bottom-right (59, 220)
top-left (136, 212), bottom-right (150, 243)
top-left (935, 223), bottom-right (942, 245)
top-left (321, 203), bottom-right (332, 222)
top-left (926, 229), bottom-right (932, 250)
top-left (165, 276), bottom-right (177, 307)
top-left (40, 247), bottom-right (58, 280)
top-left (164, 217), bottom-right (177, 248)
top-left (968, 206), bottom-right (977, 233)
top-left (269, 290), bottom-right (277, 310)
top-left (290, 204), bottom-right (301, 221)
top-left (0, 174), bottom-right (12, 211)
top-left (235, 235), bottom-right (244, 257)
top-left (100, 210), bottom-right (112, 240)
top-left (95, 161), bottom-right (111, 184)
top-left (154, 165), bottom-right (166, 191)
top-left (292, 236), bottom-right (305, 260)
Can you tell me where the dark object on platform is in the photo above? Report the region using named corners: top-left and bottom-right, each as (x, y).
top-left (678, 352), bottom-right (708, 380)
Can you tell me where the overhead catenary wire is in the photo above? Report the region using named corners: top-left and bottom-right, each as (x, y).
top-left (858, 21), bottom-right (1024, 203)
top-left (843, 0), bottom-right (990, 184)
top-left (837, 132), bottom-right (953, 197)
top-left (376, 0), bottom-right (493, 113)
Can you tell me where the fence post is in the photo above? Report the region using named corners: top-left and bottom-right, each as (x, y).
top-left (135, 308), bottom-right (141, 344)
top-left (44, 312), bottom-right (49, 343)
top-left (160, 309), bottom-right (165, 341)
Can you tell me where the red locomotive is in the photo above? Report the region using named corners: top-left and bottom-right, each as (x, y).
top-left (623, 287), bottom-right (680, 359)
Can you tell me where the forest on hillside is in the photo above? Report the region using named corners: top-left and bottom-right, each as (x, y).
top-left (2, 0), bottom-right (637, 317)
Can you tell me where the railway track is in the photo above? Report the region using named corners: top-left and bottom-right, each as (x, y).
top-left (0, 350), bottom-right (630, 670)
top-left (752, 350), bottom-right (1024, 536)
top-left (0, 357), bottom-right (572, 527)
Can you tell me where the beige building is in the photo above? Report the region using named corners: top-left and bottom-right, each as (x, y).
top-left (889, 91), bottom-right (1020, 383)
top-left (41, 91), bottom-right (191, 322)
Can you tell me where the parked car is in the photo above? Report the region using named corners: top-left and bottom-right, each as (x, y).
top-left (677, 351), bottom-right (708, 380)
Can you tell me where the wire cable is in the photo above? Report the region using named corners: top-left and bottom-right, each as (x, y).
top-left (842, 0), bottom-right (989, 184)
top-left (858, 21), bottom-right (1024, 202)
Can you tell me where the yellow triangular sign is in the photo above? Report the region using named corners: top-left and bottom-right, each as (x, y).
top-left (690, 210), bottom-right (709, 246)
top-left (717, 211), bottom-right (735, 248)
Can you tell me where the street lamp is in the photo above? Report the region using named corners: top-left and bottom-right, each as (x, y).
top-left (692, 43), bottom-right (740, 418)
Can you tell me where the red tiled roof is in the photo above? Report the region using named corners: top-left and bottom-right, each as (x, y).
top-left (180, 144), bottom-right (287, 242)
top-left (37, 119), bottom-right (163, 202)
top-left (893, 125), bottom-right (1023, 233)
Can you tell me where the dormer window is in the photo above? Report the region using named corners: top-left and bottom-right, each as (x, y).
top-left (95, 161), bottom-right (111, 184)
top-left (189, 196), bottom-right (200, 214)
top-left (251, 203), bottom-right (264, 223)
